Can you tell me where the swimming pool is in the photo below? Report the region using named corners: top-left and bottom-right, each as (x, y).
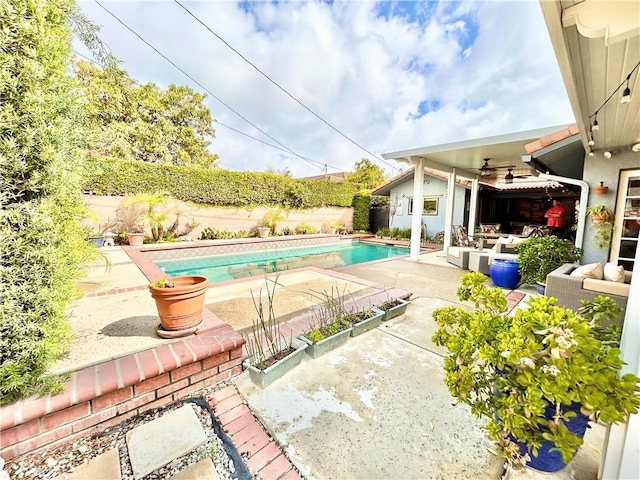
top-left (156, 241), bottom-right (408, 283)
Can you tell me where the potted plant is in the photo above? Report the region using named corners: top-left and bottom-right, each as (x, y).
top-left (148, 276), bottom-right (208, 336)
top-left (515, 236), bottom-right (583, 287)
top-left (586, 204), bottom-right (614, 248)
top-left (593, 182), bottom-right (609, 195)
top-left (300, 286), bottom-right (353, 358)
top-left (257, 226), bottom-right (271, 238)
top-left (242, 276), bottom-right (308, 388)
top-left (586, 204), bottom-right (614, 223)
top-left (262, 208), bottom-right (286, 236)
top-left (432, 273), bottom-right (640, 473)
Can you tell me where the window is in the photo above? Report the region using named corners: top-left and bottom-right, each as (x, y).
top-left (408, 197), bottom-right (438, 215)
top-left (611, 169), bottom-right (640, 271)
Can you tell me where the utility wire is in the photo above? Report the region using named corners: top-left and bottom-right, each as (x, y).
top-left (173, 0), bottom-right (397, 171)
top-left (93, 0), bottom-right (330, 172)
top-left (215, 121), bottom-right (343, 170)
top-left (73, 49), bottom-right (104, 67)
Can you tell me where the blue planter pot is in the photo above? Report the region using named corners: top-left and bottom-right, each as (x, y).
top-left (489, 258), bottom-right (521, 289)
top-left (514, 402), bottom-right (589, 472)
top-left (87, 236), bottom-right (104, 247)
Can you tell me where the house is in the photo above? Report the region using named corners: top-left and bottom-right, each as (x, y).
top-left (381, 1), bottom-right (639, 475)
top-left (373, 161), bottom-right (578, 239)
top-left (539, 2), bottom-right (639, 477)
top-left (371, 166), bottom-right (471, 237)
top-left (381, 125), bottom-right (578, 259)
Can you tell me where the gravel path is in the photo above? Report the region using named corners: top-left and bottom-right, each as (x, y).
top-left (5, 381), bottom-right (253, 480)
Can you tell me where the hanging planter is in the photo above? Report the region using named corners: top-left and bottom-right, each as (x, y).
top-left (586, 204), bottom-right (614, 224)
top-left (593, 182), bottom-right (609, 195)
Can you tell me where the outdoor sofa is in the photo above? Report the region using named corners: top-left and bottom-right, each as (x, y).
top-left (545, 263), bottom-right (631, 312)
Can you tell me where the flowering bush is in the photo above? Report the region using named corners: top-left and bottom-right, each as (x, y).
top-left (432, 272), bottom-right (640, 469)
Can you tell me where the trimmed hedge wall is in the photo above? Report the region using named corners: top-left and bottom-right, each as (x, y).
top-left (83, 158), bottom-right (360, 208)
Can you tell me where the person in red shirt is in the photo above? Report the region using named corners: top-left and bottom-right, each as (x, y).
top-left (544, 199), bottom-right (566, 237)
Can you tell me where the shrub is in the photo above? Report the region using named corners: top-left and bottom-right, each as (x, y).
top-left (295, 223), bottom-right (318, 235)
top-left (83, 157), bottom-right (359, 208)
top-left (352, 191), bottom-right (371, 231)
top-left (1, 0), bottom-right (91, 403)
top-left (515, 236), bottom-right (583, 285)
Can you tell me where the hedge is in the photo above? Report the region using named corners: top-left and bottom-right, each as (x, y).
top-left (1, 0), bottom-right (91, 403)
top-left (82, 157), bottom-right (360, 208)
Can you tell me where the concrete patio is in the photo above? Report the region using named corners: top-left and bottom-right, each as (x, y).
top-left (4, 244), bottom-right (606, 479)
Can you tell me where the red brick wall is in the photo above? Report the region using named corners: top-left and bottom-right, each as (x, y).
top-left (0, 347), bottom-right (242, 461)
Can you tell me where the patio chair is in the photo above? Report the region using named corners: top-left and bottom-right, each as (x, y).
top-left (522, 225), bottom-right (550, 238)
top-left (446, 226), bottom-right (480, 269)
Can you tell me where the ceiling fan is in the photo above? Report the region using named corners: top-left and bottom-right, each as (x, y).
top-left (502, 167), bottom-right (529, 184)
top-left (479, 158), bottom-right (497, 177)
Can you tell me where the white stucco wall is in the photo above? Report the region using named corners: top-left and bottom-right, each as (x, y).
top-left (581, 150), bottom-right (639, 264)
top-left (387, 175), bottom-right (468, 237)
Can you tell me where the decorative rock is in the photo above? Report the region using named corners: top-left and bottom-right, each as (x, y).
top-left (126, 405), bottom-right (207, 479)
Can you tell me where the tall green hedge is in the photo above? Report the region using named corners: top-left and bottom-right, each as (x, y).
top-left (1, 0), bottom-right (89, 403)
top-left (82, 157), bottom-right (360, 208)
top-left (352, 191), bottom-right (371, 231)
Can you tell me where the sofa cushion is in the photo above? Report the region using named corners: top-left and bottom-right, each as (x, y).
top-left (583, 279), bottom-right (630, 297)
top-left (570, 263), bottom-right (604, 280)
top-left (604, 263), bottom-right (625, 283)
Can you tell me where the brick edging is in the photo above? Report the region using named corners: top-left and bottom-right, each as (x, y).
top-left (209, 385), bottom-right (302, 480)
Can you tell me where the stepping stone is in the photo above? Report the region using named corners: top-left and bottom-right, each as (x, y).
top-left (169, 458), bottom-right (219, 480)
top-left (52, 449), bottom-right (121, 480)
top-left (126, 405), bottom-right (207, 479)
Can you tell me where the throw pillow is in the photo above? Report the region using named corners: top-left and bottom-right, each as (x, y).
top-left (604, 263), bottom-right (625, 283)
top-left (570, 263), bottom-right (604, 279)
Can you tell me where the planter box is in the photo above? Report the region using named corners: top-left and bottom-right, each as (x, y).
top-left (244, 337), bottom-right (308, 389)
top-left (379, 298), bottom-right (410, 321)
top-left (300, 327), bottom-right (352, 359)
top-left (350, 307), bottom-right (384, 337)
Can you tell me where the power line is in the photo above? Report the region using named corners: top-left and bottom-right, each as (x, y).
top-left (215, 121), bottom-right (343, 171)
top-left (173, 0), bottom-right (397, 171)
top-left (92, 0), bottom-right (330, 173)
top-left (73, 49), bottom-right (104, 67)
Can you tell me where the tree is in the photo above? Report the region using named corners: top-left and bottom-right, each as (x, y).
top-left (347, 158), bottom-right (387, 189)
top-left (0, 0), bottom-right (95, 402)
top-left (74, 61), bottom-right (219, 168)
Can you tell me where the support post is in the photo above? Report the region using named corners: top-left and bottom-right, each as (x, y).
top-left (410, 160), bottom-right (425, 261)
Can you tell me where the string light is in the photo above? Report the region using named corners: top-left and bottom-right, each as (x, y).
top-left (620, 73), bottom-right (631, 104)
top-left (588, 60), bottom-right (639, 140)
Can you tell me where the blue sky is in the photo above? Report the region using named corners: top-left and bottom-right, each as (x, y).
top-left (76, 0), bottom-right (575, 177)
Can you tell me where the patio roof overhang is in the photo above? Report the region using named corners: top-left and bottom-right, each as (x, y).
top-left (381, 125), bottom-right (569, 179)
top-left (539, 1), bottom-right (640, 153)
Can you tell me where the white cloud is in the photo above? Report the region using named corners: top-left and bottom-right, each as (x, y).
top-left (77, 0), bottom-right (574, 178)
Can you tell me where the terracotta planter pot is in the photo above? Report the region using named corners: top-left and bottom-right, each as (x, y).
top-left (149, 276), bottom-right (208, 331)
top-left (593, 186), bottom-right (608, 195)
top-left (127, 232), bottom-right (145, 246)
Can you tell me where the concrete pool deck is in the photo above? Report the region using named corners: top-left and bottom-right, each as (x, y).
top-left (5, 241), bottom-right (605, 479)
top-left (56, 244), bottom-right (412, 373)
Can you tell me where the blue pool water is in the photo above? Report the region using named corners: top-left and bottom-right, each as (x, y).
top-left (156, 241), bottom-right (408, 283)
